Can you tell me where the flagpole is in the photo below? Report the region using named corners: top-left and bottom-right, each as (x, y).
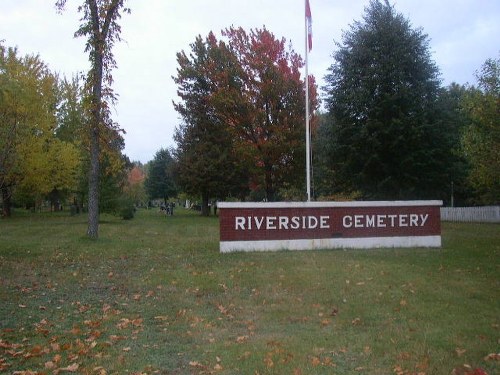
top-left (305, 0), bottom-right (311, 202)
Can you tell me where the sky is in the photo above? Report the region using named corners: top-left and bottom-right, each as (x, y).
top-left (1, 0), bottom-right (499, 164)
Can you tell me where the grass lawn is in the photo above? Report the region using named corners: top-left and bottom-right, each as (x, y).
top-left (0, 208), bottom-right (498, 374)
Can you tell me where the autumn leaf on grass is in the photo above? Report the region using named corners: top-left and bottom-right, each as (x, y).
top-left (351, 317), bottom-right (362, 326)
top-left (45, 361), bottom-right (56, 369)
top-left (189, 361), bottom-right (207, 370)
top-left (397, 352), bottom-right (411, 360)
top-left (55, 363), bottom-right (79, 373)
top-left (455, 348), bottom-right (467, 357)
top-left (213, 363), bottom-right (223, 371)
top-left (484, 353), bottom-right (500, 361)
top-left (117, 317), bottom-right (143, 329)
top-left (263, 355), bottom-right (274, 368)
top-left (236, 335), bottom-right (249, 343)
top-left (0, 359), bottom-right (10, 371)
top-left (217, 304), bottom-right (234, 319)
top-left (310, 356), bottom-right (321, 367)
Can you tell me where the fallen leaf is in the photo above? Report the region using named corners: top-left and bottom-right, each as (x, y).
top-left (189, 361), bottom-right (204, 368)
top-left (484, 353), bottom-right (500, 361)
top-left (264, 355), bottom-right (274, 368)
top-left (236, 335), bottom-right (249, 343)
top-left (393, 365), bottom-right (405, 375)
top-left (352, 318), bottom-right (362, 326)
top-left (456, 348), bottom-right (467, 357)
top-left (93, 367), bottom-right (107, 375)
top-left (59, 363), bottom-right (79, 372)
top-left (109, 335), bottom-right (127, 342)
top-left (398, 352), bottom-right (411, 360)
top-left (310, 356), bottom-right (321, 367)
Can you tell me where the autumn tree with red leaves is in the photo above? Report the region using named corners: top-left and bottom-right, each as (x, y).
top-left (173, 27), bottom-right (318, 206)
top-left (220, 27), bottom-right (318, 201)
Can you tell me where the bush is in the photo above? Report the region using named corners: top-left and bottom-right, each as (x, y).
top-left (118, 197), bottom-right (135, 220)
top-left (120, 200), bottom-right (135, 220)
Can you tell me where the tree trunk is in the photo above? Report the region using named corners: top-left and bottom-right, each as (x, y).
top-left (87, 124), bottom-right (100, 238)
top-left (1, 186), bottom-right (12, 217)
top-left (85, 0), bottom-right (110, 239)
top-left (265, 164), bottom-right (275, 201)
top-left (201, 191), bottom-right (210, 216)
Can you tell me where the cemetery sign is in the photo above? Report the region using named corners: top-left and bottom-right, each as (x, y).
top-left (218, 201), bottom-right (442, 252)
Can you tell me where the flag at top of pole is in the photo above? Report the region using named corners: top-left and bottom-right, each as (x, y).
top-left (306, 0), bottom-right (312, 51)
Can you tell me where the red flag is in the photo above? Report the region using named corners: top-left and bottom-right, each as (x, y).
top-left (306, 0), bottom-right (312, 51)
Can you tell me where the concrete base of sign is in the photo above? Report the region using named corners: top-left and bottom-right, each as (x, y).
top-left (218, 200), bottom-right (442, 253)
top-left (220, 235), bottom-right (441, 253)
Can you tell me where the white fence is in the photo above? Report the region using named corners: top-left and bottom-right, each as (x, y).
top-left (440, 206), bottom-right (500, 223)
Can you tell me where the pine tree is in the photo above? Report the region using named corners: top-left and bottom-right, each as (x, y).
top-left (323, 0), bottom-right (453, 199)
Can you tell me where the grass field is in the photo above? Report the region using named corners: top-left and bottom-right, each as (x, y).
top-left (0, 208), bottom-right (498, 374)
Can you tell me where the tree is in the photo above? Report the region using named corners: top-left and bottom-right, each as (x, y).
top-left (145, 148), bottom-right (177, 206)
top-left (462, 56), bottom-right (500, 204)
top-left (323, 0), bottom-right (455, 200)
top-left (173, 28), bottom-right (318, 209)
top-left (125, 162), bottom-right (147, 207)
top-left (56, 0), bottom-right (130, 238)
top-left (173, 33), bottom-right (249, 215)
top-left (221, 27), bottom-right (317, 201)
top-left (0, 43), bottom-right (81, 216)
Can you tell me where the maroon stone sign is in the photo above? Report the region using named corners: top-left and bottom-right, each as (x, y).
top-left (218, 201), bottom-right (442, 252)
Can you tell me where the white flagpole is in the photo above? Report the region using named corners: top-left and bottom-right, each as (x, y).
top-left (305, 0), bottom-right (311, 201)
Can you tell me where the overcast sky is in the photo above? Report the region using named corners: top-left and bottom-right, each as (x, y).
top-left (1, 0), bottom-right (499, 163)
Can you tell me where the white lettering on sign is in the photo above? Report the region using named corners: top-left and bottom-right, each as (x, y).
top-left (235, 216), bottom-right (330, 231)
top-left (342, 214), bottom-right (429, 228)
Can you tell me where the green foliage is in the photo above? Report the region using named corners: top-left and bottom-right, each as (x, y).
top-left (173, 34), bottom-right (248, 215)
top-left (118, 195), bottom-right (135, 219)
top-left (323, 0), bottom-right (456, 200)
top-left (55, 0), bottom-right (130, 239)
top-left (0, 43), bottom-right (81, 215)
top-left (461, 56), bottom-right (500, 204)
top-left (144, 148), bottom-right (177, 203)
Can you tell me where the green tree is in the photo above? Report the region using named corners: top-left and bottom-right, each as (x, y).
top-left (173, 33), bottom-right (248, 215)
top-left (462, 56), bottom-right (500, 204)
top-left (0, 44), bottom-right (81, 216)
top-left (323, 0), bottom-right (454, 200)
top-left (145, 148), bottom-right (177, 206)
top-left (56, 0), bottom-right (130, 238)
